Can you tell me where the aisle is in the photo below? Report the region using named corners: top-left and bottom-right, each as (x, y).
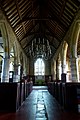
top-left (0, 86), bottom-right (80, 120)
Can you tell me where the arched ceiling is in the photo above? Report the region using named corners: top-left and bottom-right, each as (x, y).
top-left (0, 0), bottom-right (80, 59)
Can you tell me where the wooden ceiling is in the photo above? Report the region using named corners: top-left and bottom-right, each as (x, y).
top-left (0, 0), bottom-right (80, 58)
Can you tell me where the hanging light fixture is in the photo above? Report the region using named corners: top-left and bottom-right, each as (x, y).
top-left (28, 38), bottom-right (52, 60)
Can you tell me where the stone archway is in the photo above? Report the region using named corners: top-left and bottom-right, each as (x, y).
top-left (70, 21), bottom-right (80, 82)
top-left (0, 22), bottom-right (9, 82)
top-left (77, 33), bottom-right (80, 82)
top-left (61, 41), bottom-right (71, 82)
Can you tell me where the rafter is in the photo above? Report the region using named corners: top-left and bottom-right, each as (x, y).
top-left (48, 7), bottom-right (68, 29)
top-left (13, 6), bottom-right (39, 30)
top-left (15, 0), bottom-right (26, 34)
top-left (44, 36), bottom-right (57, 49)
top-left (22, 31), bottom-right (58, 38)
top-left (19, 22), bottom-right (39, 42)
top-left (23, 35), bottom-right (36, 49)
top-left (44, 23), bottom-right (61, 43)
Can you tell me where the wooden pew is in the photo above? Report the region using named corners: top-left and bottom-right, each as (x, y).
top-left (62, 82), bottom-right (80, 112)
top-left (0, 82), bottom-right (20, 112)
top-left (57, 82), bottom-right (63, 106)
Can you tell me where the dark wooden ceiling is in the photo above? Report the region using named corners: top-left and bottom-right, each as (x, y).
top-left (0, 0), bottom-right (80, 58)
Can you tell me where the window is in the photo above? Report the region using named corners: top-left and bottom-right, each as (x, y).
top-left (34, 58), bottom-right (45, 75)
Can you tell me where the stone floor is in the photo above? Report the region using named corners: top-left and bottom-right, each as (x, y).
top-left (0, 86), bottom-right (80, 120)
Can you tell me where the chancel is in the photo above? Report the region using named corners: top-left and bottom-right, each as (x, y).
top-left (0, 0), bottom-right (80, 120)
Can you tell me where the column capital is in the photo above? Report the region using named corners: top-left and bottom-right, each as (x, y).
top-left (13, 64), bottom-right (20, 67)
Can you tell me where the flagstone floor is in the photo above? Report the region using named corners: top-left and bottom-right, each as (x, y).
top-left (0, 86), bottom-right (80, 120)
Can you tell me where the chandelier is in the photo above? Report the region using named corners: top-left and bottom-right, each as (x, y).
top-left (28, 38), bottom-right (52, 60)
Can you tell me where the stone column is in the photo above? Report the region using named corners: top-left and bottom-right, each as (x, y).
top-left (13, 64), bottom-right (19, 82)
top-left (70, 57), bottom-right (79, 82)
top-left (1, 50), bottom-right (9, 82)
top-left (27, 57), bottom-right (30, 75)
top-left (56, 59), bottom-right (59, 80)
top-left (62, 62), bottom-right (66, 73)
top-left (61, 61), bottom-right (67, 82)
top-left (20, 65), bottom-right (23, 80)
top-left (53, 61), bottom-right (56, 80)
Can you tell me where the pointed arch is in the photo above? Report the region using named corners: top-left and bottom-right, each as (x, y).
top-left (0, 22), bottom-right (9, 57)
top-left (70, 22), bottom-right (80, 58)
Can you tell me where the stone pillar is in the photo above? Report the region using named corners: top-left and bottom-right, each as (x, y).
top-left (56, 59), bottom-right (59, 80)
top-left (61, 61), bottom-right (67, 82)
top-left (62, 63), bottom-right (66, 73)
top-left (20, 65), bottom-right (23, 80)
top-left (53, 61), bottom-right (56, 80)
top-left (1, 46), bottom-right (9, 82)
top-left (70, 57), bottom-right (79, 82)
top-left (13, 64), bottom-right (19, 82)
top-left (1, 57), bottom-right (9, 82)
top-left (27, 57), bottom-right (30, 75)
top-left (61, 73), bottom-right (66, 82)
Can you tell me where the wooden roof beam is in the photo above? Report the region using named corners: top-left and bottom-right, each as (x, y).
top-left (21, 31), bottom-right (58, 37)
top-left (15, 0), bottom-right (26, 34)
top-left (48, 8), bottom-right (68, 29)
top-left (23, 35), bottom-right (36, 49)
top-left (13, 7), bottom-right (39, 30)
top-left (19, 23), bottom-right (39, 42)
top-left (44, 23), bottom-right (61, 43)
top-left (44, 36), bottom-right (57, 49)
